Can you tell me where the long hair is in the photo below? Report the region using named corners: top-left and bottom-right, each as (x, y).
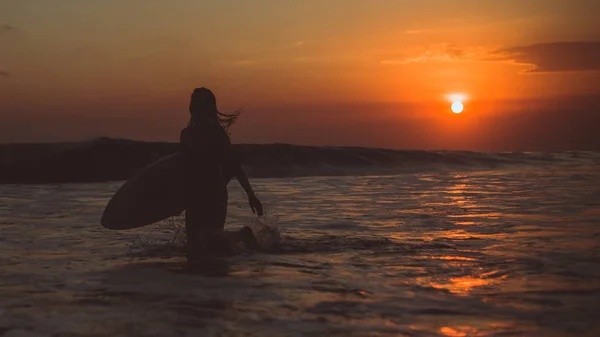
top-left (215, 108), bottom-right (243, 130)
top-left (188, 87), bottom-right (242, 131)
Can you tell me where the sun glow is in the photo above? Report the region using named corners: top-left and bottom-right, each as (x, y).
top-left (446, 93), bottom-right (468, 114)
top-left (447, 93), bottom-right (467, 102)
top-left (451, 101), bottom-right (464, 113)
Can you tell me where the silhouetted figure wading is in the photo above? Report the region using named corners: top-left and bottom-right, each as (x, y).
top-left (180, 88), bottom-right (263, 262)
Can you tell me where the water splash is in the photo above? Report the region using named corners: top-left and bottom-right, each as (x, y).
top-left (247, 212), bottom-right (282, 251)
top-left (126, 217), bottom-right (186, 258)
top-left (125, 212), bottom-right (282, 257)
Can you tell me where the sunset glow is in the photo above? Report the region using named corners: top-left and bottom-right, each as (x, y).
top-left (446, 94), bottom-right (468, 103)
top-left (0, 1), bottom-right (598, 151)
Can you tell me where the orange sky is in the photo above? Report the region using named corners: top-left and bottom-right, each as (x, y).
top-left (1, 1), bottom-right (599, 150)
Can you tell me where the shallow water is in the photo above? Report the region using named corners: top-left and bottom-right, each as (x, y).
top-left (1, 164), bottom-right (600, 336)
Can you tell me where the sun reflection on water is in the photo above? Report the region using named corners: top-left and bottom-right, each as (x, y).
top-left (418, 275), bottom-right (497, 295)
top-left (440, 326), bottom-right (482, 336)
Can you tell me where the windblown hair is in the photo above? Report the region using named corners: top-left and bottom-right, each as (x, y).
top-left (215, 108), bottom-right (243, 130)
top-left (188, 87), bottom-right (242, 131)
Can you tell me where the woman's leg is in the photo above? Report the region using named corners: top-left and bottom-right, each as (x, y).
top-left (185, 198), bottom-right (206, 261)
top-left (185, 184), bottom-right (230, 261)
top-left (203, 187), bottom-right (230, 254)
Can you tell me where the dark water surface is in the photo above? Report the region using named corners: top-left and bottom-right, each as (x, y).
top-left (1, 163), bottom-right (600, 336)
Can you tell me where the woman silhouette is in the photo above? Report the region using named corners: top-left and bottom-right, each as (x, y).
top-left (180, 87), bottom-right (263, 261)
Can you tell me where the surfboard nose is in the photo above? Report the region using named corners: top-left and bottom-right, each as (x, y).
top-left (100, 200), bottom-right (130, 230)
top-left (99, 153), bottom-right (185, 230)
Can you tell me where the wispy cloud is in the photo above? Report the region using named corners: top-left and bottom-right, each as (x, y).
top-left (0, 71), bottom-right (11, 77)
top-left (382, 41), bottom-right (600, 73)
top-left (493, 41), bottom-right (600, 73)
top-left (272, 40), bottom-right (307, 51)
top-left (232, 60), bottom-right (255, 66)
top-left (405, 29), bottom-right (431, 35)
top-left (1, 24), bottom-right (16, 38)
top-left (380, 43), bottom-right (493, 65)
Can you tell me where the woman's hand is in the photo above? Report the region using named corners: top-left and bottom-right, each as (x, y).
top-left (248, 194), bottom-right (264, 217)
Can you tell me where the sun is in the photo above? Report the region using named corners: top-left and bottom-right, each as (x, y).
top-left (445, 93), bottom-right (468, 114)
top-left (451, 101), bottom-right (464, 114)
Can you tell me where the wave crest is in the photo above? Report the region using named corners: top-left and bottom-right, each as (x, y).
top-left (0, 138), bottom-right (598, 183)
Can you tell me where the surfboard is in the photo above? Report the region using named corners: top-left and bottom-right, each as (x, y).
top-left (101, 153), bottom-right (186, 230)
top-left (101, 151), bottom-right (237, 230)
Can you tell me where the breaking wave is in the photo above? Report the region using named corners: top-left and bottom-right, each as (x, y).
top-left (1, 137), bottom-right (598, 183)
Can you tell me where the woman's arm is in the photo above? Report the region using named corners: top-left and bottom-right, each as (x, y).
top-left (233, 160), bottom-right (254, 196)
top-left (222, 129), bottom-right (263, 216)
top-left (231, 152), bottom-right (264, 216)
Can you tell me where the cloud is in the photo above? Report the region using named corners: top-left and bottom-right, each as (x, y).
top-left (492, 41), bottom-right (600, 73)
top-left (0, 71), bottom-right (10, 77)
top-left (382, 41), bottom-right (600, 73)
top-left (232, 60), bottom-right (255, 66)
top-left (1, 24), bottom-right (20, 41)
top-left (380, 43), bottom-right (493, 65)
top-left (404, 29), bottom-right (437, 35)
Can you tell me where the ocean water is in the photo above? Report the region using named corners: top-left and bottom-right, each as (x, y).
top-left (1, 157), bottom-right (600, 336)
